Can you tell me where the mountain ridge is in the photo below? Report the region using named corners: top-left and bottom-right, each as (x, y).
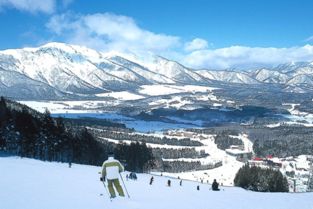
top-left (0, 42), bottom-right (313, 99)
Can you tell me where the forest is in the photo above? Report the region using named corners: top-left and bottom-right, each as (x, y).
top-left (0, 97), bottom-right (154, 172)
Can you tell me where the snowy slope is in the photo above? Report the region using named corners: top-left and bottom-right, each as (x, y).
top-left (106, 55), bottom-right (175, 84)
top-left (254, 68), bottom-right (289, 83)
top-left (1, 157), bottom-right (312, 209)
top-left (146, 56), bottom-right (209, 84)
top-left (0, 68), bottom-right (68, 99)
top-left (197, 69), bottom-right (259, 84)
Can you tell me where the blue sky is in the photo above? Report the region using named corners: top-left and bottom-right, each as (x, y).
top-left (0, 0), bottom-right (313, 69)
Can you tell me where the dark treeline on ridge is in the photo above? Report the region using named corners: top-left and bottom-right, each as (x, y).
top-left (0, 97), bottom-right (154, 172)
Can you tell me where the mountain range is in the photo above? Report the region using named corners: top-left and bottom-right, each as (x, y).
top-left (0, 42), bottom-right (313, 100)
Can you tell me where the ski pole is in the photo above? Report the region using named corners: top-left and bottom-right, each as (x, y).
top-left (101, 180), bottom-right (112, 201)
top-left (119, 173), bottom-right (130, 198)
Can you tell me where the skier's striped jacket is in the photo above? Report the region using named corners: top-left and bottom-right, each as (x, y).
top-left (101, 157), bottom-right (124, 180)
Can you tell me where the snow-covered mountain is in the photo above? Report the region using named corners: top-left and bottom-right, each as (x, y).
top-left (0, 42), bottom-right (313, 100)
top-left (0, 67), bottom-right (68, 99)
top-left (253, 68), bottom-right (289, 84)
top-left (197, 69), bottom-right (260, 84)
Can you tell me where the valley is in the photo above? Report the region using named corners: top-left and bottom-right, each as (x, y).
top-left (17, 97), bottom-right (313, 192)
top-left (1, 42), bottom-right (313, 193)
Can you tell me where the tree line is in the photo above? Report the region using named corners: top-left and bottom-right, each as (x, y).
top-left (155, 160), bottom-right (222, 173)
top-left (234, 164), bottom-right (289, 192)
top-left (214, 133), bottom-right (243, 150)
top-left (250, 125), bottom-right (313, 157)
top-left (152, 147), bottom-right (202, 159)
top-left (0, 97), bottom-right (154, 172)
top-left (92, 128), bottom-right (203, 146)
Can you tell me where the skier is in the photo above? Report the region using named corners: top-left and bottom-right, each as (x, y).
top-left (150, 176), bottom-right (154, 185)
top-left (129, 172), bottom-right (138, 180)
top-left (100, 152), bottom-right (125, 198)
top-left (212, 179), bottom-right (220, 191)
top-left (167, 179), bottom-right (171, 187)
top-left (197, 185), bottom-right (200, 190)
top-left (179, 180), bottom-right (182, 186)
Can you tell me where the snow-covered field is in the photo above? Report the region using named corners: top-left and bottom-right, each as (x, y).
top-left (138, 84), bottom-right (216, 96)
top-left (1, 157), bottom-right (312, 209)
top-left (96, 91), bottom-right (145, 100)
top-left (19, 84), bottom-right (222, 114)
top-left (19, 101), bottom-right (118, 114)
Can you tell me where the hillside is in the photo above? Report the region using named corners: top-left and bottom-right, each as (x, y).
top-left (0, 157), bottom-right (311, 209)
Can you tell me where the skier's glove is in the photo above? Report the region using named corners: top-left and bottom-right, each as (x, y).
top-left (100, 177), bottom-right (105, 181)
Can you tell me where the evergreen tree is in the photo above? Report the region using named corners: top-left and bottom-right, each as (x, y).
top-left (308, 173), bottom-right (313, 192)
top-left (0, 97), bottom-right (9, 127)
top-left (15, 107), bottom-right (38, 157)
top-left (234, 164), bottom-right (289, 192)
top-left (114, 141), bottom-right (154, 172)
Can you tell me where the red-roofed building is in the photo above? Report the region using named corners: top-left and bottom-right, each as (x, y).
top-left (253, 157), bottom-right (263, 161)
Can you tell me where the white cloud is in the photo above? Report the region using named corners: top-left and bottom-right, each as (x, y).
top-left (0, 0), bottom-right (56, 14)
top-left (46, 12), bottom-right (180, 54)
top-left (184, 38), bottom-right (208, 52)
top-left (46, 12), bottom-right (313, 70)
top-left (181, 45), bottom-right (313, 69)
top-left (305, 36), bottom-right (313, 42)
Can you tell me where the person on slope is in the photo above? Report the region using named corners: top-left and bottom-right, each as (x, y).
top-left (100, 152), bottom-right (125, 198)
top-left (212, 179), bottom-right (220, 191)
top-left (150, 176), bottom-right (154, 185)
top-left (167, 179), bottom-right (171, 187)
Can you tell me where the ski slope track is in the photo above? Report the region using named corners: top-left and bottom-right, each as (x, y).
top-left (0, 157), bottom-right (312, 209)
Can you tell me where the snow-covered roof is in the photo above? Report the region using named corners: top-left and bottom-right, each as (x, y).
top-left (225, 149), bottom-right (252, 155)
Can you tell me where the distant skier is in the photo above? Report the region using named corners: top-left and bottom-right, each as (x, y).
top-left (197, 185), bottom-right (200, 190)
top-left (126, 174), bottom-right (129, 181)
top-left (150, 176), bottom-right (154, 185)
top-left (100, 152), bottom-right (125, 198)
top-left (179, 180), bottom-right (182, 186)
top-left (212, 179), bottom-right (220, 191)
top-left (129, 172), bottom-right (137, 180)
top-left (167, 179), bottom-right (171, 187)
